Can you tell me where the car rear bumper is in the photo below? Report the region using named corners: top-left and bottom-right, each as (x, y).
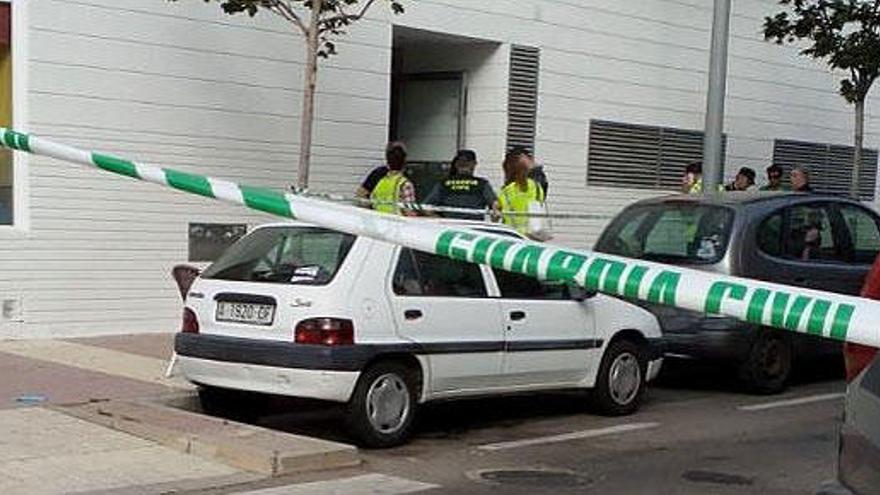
top-left (662, 321), bottom-right (754, 361)
top-left (175, 332), bottom-right (383, 372)
top-left (177, 355), bottom-right (359, 403)
top-left (175, 333), bottom-right (369, 402)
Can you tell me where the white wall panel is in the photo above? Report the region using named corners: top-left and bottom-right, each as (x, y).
top-left (3, 0), bottom-right (878, 337)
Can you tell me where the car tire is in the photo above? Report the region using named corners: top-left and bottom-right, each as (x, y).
top-left (739, 330), bottom-right (792, 394)
top-left (592, 339), bottom-right (647, 416)
top-left (197, 385), bottom-right (268, 422)
top-left (345, 362), bottom-right (419, 448)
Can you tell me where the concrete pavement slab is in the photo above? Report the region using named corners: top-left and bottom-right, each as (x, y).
top-left (0, 351), bottom-right (168, 409)
top-left (67, 333), bottom-right (175, 361)
top-left (0, 408), bottom-right (253, 495)
top-left (232, 473), bottom-right (439, 494)
top-left (56, 399), bottom-right (360, 477)
top-left (0, 339), bottom-right (190, 389)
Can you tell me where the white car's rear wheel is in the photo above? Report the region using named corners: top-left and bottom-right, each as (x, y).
top-left (346, 362), bottom-right (418, 448)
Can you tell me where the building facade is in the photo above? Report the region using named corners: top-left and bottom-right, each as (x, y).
top-left (1, 0), bottom-right (878, 338)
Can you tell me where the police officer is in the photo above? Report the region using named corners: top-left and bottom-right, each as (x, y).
top-left (499, 148), bottom-right (546, 237)
top-left (423, 150), bottom-right (497, 220)
top-left (370, 142), bottom-right (418, 216)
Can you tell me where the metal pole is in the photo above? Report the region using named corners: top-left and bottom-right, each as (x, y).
top-left (702, 0), bottom-right (731, 195)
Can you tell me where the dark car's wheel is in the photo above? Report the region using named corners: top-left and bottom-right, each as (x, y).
top-left (592, 339), bottom-right (648, 416)
top-left (346, 362), bottom-right (419, 448)
top-left (739, 330), bottom-right (792, 394)
top-left (197, 385), bottom-right (268, 422)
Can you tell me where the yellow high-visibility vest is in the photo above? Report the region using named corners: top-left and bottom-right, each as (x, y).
top-left (499, 179), bottom-right (545, 234)
top-left (371, 172), bottom-right (407, 215)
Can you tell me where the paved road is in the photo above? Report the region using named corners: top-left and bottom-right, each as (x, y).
top-left (186, 359), bottom-right (846, 495)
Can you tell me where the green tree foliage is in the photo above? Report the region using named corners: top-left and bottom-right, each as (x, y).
top-left (764, 0), bottom-right (880, 197)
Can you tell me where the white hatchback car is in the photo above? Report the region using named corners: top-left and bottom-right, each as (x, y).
top-left (175, 220), bottom-right (664, 447)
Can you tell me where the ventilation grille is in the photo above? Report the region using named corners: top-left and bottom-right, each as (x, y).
top-left (587, 120), bottom-right (725, 190)
top-left (506, 45), bottom-right (540, 152)
top-left (772, 139), bottom-right (877, 199)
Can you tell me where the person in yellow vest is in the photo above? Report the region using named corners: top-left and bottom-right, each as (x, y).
top-left (498, 149), bottom-right (546, 237)
top-left (682, 161), bottom-right (704, 194)
top-left (370, 142), bottom-right (418, 216)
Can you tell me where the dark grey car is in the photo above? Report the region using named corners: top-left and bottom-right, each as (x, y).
top-left (596, 192), bottom-right (880, 393)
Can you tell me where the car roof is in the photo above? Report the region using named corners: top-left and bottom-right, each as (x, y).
top-left (251, 218), bottom-right (520, 235)
top-left (628, 191), bottom-right (866, 209)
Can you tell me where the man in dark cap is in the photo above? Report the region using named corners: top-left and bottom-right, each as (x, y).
top-left (423, 149), bottom-right (497, 220)
top-left (726, 167), bottom-right (757, 191)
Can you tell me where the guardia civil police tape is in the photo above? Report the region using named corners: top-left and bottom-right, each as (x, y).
top-left (2, 128), bottom-right (879, 348)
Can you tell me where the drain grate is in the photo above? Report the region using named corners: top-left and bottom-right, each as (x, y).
top-left (682, 470), bottom-right (754, 486)
top-left (476, 469), bottom-right (589, 488)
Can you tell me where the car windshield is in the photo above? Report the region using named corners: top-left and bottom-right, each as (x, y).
top-left (201, 226), bottom-right (356, 285)
top-left (596, 203), bottom-right (734, 264)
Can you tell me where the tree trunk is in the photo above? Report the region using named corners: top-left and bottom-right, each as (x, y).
top-left (296, 1), bottom-right (322, 190)
top-left (852, 98), bottom-right (865, 199)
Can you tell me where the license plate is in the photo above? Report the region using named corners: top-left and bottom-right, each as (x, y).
top-left (215, 302), bottom-right (275, 326)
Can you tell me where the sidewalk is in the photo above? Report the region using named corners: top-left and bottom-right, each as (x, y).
top-left (0, 333), bottom-right (185, 411)
top-left (0, 333), bottom-right (351, 494)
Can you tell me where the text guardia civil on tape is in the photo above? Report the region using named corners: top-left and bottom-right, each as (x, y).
top-left (2, 128), bottom-right (878, 348)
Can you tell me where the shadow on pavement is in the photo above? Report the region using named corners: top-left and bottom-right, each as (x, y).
top-left (655, 354), bottom-right (844, 393)
top-left (169, 355), bottom-right (845, 446)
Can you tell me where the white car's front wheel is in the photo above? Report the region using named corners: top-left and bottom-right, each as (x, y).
top-left (592, 339), bottom-right (647, 416)
top-left (346, 362), bottom-right (419, 448)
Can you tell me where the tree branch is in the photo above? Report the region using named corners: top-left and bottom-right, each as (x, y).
top-left (273, 0), bottom-right (308, 36)
top-left (319, 0), bottom-right (378, 27)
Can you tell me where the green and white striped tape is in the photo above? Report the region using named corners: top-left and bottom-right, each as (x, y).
top-left (2, 128), bottom-right (879, 348)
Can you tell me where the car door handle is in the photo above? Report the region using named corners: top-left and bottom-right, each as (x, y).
top-left (404, 309), bottom-right (423, 320)
top-left (509, 310), bottom-right (526, 321)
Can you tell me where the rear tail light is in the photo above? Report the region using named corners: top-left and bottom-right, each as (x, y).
top-left (844, 342), bottom-right (877, 382)
top-left (295, 318), bottom-right (354, 346)
top-left (181, 308), bottom-right (200, 334)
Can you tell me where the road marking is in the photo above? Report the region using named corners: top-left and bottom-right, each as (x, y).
top-left (0, 340), bottom-right (191, 389)
top-left (737, 392), bottom-right (844, 412)
top-left (233, 474), bottom-right (439, 494)
top-left (476, 422), bottom-right (661, 451)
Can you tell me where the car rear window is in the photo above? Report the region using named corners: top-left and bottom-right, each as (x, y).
top-left (596, 203), bottom-right (734, 264)
top-left (201, 226), bottom-right (355, 285)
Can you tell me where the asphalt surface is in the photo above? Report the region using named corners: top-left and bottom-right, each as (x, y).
top-left (180, 358), bottom-right (847, 495)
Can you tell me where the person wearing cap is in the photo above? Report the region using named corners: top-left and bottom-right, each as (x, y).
top-left (725, 167), bottom-right (757, 191)
top-left (369, 142), bottom-right (418, 216)
top-left (760, 164), bottom-right (787, 191)
top-left (423, 149), bottom-right (498, 220)
top-left (356, 141), bottom-right (406, 204)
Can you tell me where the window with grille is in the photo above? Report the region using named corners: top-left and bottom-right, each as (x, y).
top-left (587, 120), bottom-right (725, 190)
top-left (772, 139), bottom-right (877, 199)
top-left (506, 45), bottom-right (540, 152)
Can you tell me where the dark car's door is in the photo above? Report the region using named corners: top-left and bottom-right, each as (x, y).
top-left (747, 201), bottom-right (863, 295)
top-left (832, 203), bottom-right (880, 294)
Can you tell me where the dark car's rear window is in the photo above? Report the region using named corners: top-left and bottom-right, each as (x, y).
top-left (596, 203), bottom-right (734, 264)
top-left (201, 226), bottom-right (355, 285)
